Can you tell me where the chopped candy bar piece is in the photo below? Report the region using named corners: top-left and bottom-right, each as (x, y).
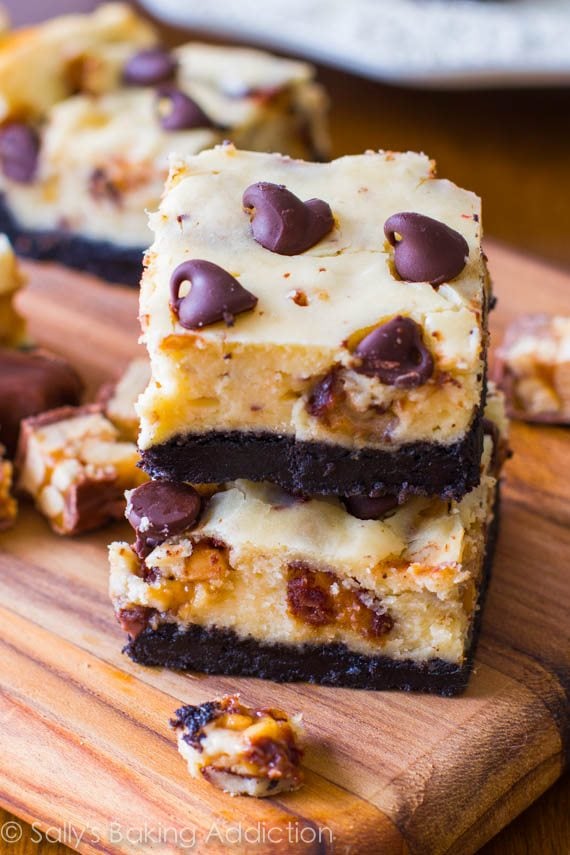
top-left (171, 694), bottom-right (304, 797)
top-left (495, 314), bottom-right (570, 424)
top-left (0, 348), bottom-right (83, 456)
top-left (0, 449), bottom-right (17, 530)
top-left (18, 404), bottom-right (146, 534)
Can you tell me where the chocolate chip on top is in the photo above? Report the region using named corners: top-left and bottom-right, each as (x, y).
top-left (384, 212), bottom-right (469, 286)
top-left (123, 48), bottom-right (177, 86)
top-left (126, 480), bottom-right (202, 558)
top-left (242, 182), bottom-right (334, 255)
top-left (354, 316), bottom-right (434, 387)
top-left (170, 259), bottom-right (258, 329)
top-left (0, 123), bottom-right (40, 184)
top-left (343, 494), bottom-right (399, 520)
top-left (157, 88), bottom-right (216, 131)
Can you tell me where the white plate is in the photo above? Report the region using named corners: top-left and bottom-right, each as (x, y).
top-left (140, 0), bottom-right (570, 89)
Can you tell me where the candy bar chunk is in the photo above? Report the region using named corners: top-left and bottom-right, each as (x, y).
top-left (0, 234), bottom-right (26, 346)
top-left (111, 390), bottom-right (507, 697)
top-left (0, 8), bottom-right (328, 286)
top-left (99, 357), bottom-right (150, 442)
top-left (18, 405), bottom-right (146, 535)
top-left (0, 348), bottom-right (83, 456)
top-left (171, 694), bottom-right (304, 797)
top-left (0, 450), bottom-right (17, 531)
top-left (495, 314), bottom-right (570, 424)
top-left (139, 145), bottom-right (490, 499)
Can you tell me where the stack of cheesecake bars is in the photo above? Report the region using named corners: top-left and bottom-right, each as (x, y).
top-left (109, 143), bottom-right (509, 697)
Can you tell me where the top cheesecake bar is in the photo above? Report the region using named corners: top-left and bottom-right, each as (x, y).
top-left (139, 145), bottom-right (491, 499)
top-left (0, 4), bottom-right (328, 284)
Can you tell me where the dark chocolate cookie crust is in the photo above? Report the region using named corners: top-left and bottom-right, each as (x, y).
top-left (0, 195), bottom-right (143, 286)
top-left (124, 487), bottom-right (500, 697)
top-left (140, 408), bottom-right (484, 500)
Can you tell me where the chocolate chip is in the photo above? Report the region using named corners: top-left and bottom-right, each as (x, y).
top-left (126, 480), bottom-right (201, 556)
top-left (242, 182), bottom-right (334, 255)
top-left (123, 48), bottom-right (177, 86)
top-left (384, 212), bottom-right (469, 286)
top-left (170, 259), bottom-right (257, 329)
top-left (343, 494), bottom-right (399, 520)
top-left (0, 123), bottom-right (40, 183)
top-left (354, 316), bottom-right (434, 387)
top-left (157, 88), bottom-right (216, 131)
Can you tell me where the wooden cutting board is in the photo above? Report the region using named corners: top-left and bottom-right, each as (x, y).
top-left (0, 242), bottom-right (568, 855)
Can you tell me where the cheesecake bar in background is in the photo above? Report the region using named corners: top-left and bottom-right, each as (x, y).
top-left (139, 144), bottom-right (490, 499)
top-left (171, 694), bottom-right (304, 797)
top-left (99, 357), bottom-right (150, 442)
top-left (18, 405), bottom-right (146, 534)
top-left (110, 387), bottom-right (507, 697)
top-left (495, 314), bottom-right (570, 424)
top-left (0, 234), bottom-right (27, 346)
top-left (0, 4), bottom-right (329, 285)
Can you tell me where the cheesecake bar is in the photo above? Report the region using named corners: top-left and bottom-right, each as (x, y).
top-left (0, 234), bottom-right (26, 346)
top-left (139, 145), bottom-right (490, 499)
top-left (0, 451), bottom-right (17, 531)
top-left (0, 348), bottom-right (83, 456)
top-left (495, 314), bottom-right (570, 424)
top-left (18, 405), bottom-right (146, 535)
top-left (99, 357), bottom-right (150, 442)
top-left (171, 694), bottom-right (304, 797)
top-left (111, 388), bottom-right (507, 696)
top-left (0, 4), bottom-right (328, 285)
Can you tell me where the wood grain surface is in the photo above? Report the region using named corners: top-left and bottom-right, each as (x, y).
top-left (0, 244), bottom-right (567, 854)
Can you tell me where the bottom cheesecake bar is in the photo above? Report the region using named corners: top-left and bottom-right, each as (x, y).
top-left (110, 389), bottom-right (507, 696)
top-left (113, 493), bottom-right (499, 696)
